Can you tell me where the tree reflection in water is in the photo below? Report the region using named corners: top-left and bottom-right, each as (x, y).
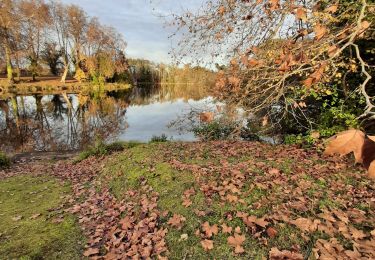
top-left (0, 90), bottom-right (129, 153)
top-left (0, 83), bottom-right (212, 153)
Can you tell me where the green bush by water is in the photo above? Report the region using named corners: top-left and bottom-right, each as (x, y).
top-left (0, 152), bottom-right (10, 168)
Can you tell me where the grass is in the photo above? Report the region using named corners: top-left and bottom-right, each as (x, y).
top-left (99, 143), bottom-right (309, 258)
top-left (0, 175), bottom-right (84, 259)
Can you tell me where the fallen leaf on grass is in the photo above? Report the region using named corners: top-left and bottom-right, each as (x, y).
top-left (30, 213), bottom-right (41, 220)
top-left (227, 234), bottom-right (246, 254)
top-left (182, 198), bottom-right (192, 207)
top-left (167, 214), bottom-right (186, 230)
top-left (83, 247), bottom-right (99, 257)
top-left (201, 239), bottom-right (214, 251)
top-left (221, 223), bottom-right (232, 234)
top-left (12, 216), bottom-right (22, 221)
top-left (202, 222), bottom-right (218, 238)
top-left (266, 227), bottom-right (278, 238)
top-left (269, 247), bottom-right (303, 260)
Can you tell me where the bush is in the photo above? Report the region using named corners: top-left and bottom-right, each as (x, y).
top-left (75, 141), bottom-right (141, 163)
top-left (0, 152), bottom-right (10, 168)
top-left (192, 120), bottom-right (238, 141)
top-left (150, 134), bottom-right (168, 143)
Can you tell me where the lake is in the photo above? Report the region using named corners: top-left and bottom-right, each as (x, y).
top-left (0, 84), bottom-right (217, 154)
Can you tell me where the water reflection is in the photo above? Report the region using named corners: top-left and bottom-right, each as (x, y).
top-left (0, 83), bottom-right (213, 153)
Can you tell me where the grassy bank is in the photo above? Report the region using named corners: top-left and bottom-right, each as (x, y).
top-left (0, 174), bottom-right (84, 259)
top-left (0, 141), bottom-right (374, 259)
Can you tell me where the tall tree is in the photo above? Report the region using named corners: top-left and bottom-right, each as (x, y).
top-left (0, 0), bottom-right (20, 84)
top-left (19, 0), bottom-right (51, 81)
top-left (66, 4), bottom-right (87, 82)
top-left (49, 1), bottom-right (70, 83)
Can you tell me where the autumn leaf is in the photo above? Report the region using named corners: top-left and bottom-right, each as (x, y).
top-left (201, 239), bottom-right (214, 251)
top-left (12, 216), bottom-right (23, 221)
top-left (269, 247), bottom-right (303, 260)
top-left (328, 45), bottom-right (339, 57)
top-left (168, 214), bottom-right (186, 230)
top-left (303, 77), bottom-right (314, 88)
top-left (83, 247), bottom-right (99, 257)
top-left (200, 112), bottom-right (214, 123)
top-left (221, 223), bottom-right (233, 234)
top-left (324, 130), bottom-right (366, 163)
top-left (182, 198), bottom-right (192, 207)
top-left (202, 221), bottom-right (219, 238)
top-left (248, 59), bottom-right (259, 67)
top-left (266, 227), bottom-right (278, 238)
top-left (227, 234), bottom-right (246, 254)
top-left (325, 4), bottom-right (338, 13)
top-left (218, 5), bottom-right (226, 16)
top-left (30, 213), bottom-right (41, 220)
top-left (296, 8), bottom-right (307, 22)
top-left (314, 24), bottom-right (327, 40)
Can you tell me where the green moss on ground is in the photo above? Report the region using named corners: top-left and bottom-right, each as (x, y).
top-left (0, 175), bottom-right (84, 259)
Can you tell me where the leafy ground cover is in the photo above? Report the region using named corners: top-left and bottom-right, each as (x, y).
top-left (1, 141), bottom-right (374, 259)
top-left (0, 171), bottom-right (84, 259)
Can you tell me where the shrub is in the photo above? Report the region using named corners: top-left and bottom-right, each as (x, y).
top-left (150, 134), bottom-right (169, 143)
top-left (0, 152), bottom-right (10, 168)
top-left (74, 141), bottom-right (141, 163)
top-left (192, 120), bottom-right (237, 141)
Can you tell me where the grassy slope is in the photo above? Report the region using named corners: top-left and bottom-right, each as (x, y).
top-left (0, 175), bottom-right (83, 259)
top-left (97, 142), bottom-right (374, 259)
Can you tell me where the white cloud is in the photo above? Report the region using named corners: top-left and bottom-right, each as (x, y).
top-left (59, 0), bottom-right (204, 63)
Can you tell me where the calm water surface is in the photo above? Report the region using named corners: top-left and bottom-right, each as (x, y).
top-left (0, 84), bottom-right (216, 153)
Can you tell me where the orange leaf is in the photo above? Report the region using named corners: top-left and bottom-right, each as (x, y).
top-left (314, 24), bottom-right (327, 40)
top-left (328, 45), bottom-right (338, 57)
top-left (227, 233), bottom-right (246, 249)
top-left (201, 239), bottom-right (214, 251)
top-left (266, 227), bottom-right (278, 238)
top-left (221, 223), bottom-right (233, 234)
top-left (323, 130), bottom-right (366, 164)
top-left (325, 4), bottom-right (338, 13)
top-left (83, 248), bottom-right (99, 257)
top-left (218, 5), bottom-right (226, 16)
top-left (296, 8), bottom-right (307, 22)
top-left (202, 222), bottom-right (219, 238)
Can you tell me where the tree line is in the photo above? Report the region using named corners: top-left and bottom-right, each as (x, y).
top-left (0, 0), bottom-right (128, 84)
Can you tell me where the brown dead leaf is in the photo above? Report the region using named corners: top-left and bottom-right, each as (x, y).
top-left (221, 223), bottom-right (233, 234)
top-left (266, 227), bottom-right (278, 238)
top-left (182, 198), bottom-right (192, 208)
top-left (168, 214), bottom-right (186, 230)
top-left (200, 112), bottom-right (214, 123)
top-left (12, 216), bottom-right (22, 221)
top-left (314, 24), bottom-right (327, 40)
top-left (324, 130), bottom-right (365, 163)
top-left (227, 234), bottom-right (246, 254)
top-left (202, 222), bottom-right (219, 238)
top-left (328, 45), bottom-right (339, 57)
top-left (83, 247), bottom-right (99, 257)
top-left (325, 4), bottom-right (338, 13)
top-left (201, 239), bottom-right (214, 251)
top-left (296, 8), bottom-right (307, 22)
top-left (30, 213), bottom-right (41, 220)
top-left (269, 247), bottom-right (304, 260)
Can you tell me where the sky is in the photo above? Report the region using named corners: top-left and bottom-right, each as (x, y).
top-left (60, 0), bottom-right (204, 64)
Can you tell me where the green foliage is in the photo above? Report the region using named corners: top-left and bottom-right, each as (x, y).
top-left (0, 152), bottom-right (10, 168)
top-left (0, 175), bottom-right (83, 259)
top-left (75, 140), bottom-right (141, 163)
top-left (192, 120), bottom-right (237, 141)
top-left (150, 134), bottom-right (169, 143)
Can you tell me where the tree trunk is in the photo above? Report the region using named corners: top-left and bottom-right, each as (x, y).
top-left (5, 44), bottom-right (14, 85)
top-left (61, 55), bottom-right (68, 83)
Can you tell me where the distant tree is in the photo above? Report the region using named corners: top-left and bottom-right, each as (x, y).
top-left (41, 42), bottom-right (63, 75)
top-left (19, 0), bottom-right (51, 81)
top-left (66, 4), bottom-right (87, 82)
top-left (49, 1), bottom-right (70, 83)
top-left (0, 0), bottom-right (20, 84)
